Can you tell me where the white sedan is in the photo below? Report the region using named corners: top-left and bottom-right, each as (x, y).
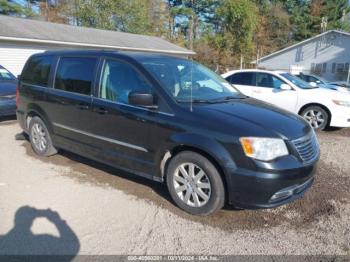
top-left (222, 69), bottom-right (350, 130)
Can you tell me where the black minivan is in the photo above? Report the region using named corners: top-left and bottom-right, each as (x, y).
top-left (17, 50), bottom-right (319, 215)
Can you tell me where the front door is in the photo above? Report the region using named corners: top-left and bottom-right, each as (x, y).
top-left (253, 72), bottom-right (298, 112)
top-left (89, 57), bottom-right (160, 176)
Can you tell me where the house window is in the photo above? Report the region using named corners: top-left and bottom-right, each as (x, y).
top-left (337, 63), bottom-right (345, 73)
top-left (311, 63), bottom-right (316, 71)
top-left (315, 64), bottom-right (322, 73)
top-left (322, 63), bottom-right (327, 73)
top-left (332, 63), bottom-right (336, 73)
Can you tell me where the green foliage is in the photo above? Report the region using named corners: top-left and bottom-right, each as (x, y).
top-left (0, 0), bottom-right (24, 15)
top-left (74, 0), bottom-right (152, 34)
top-left (1, 0), bottom-right (350, 71)
top-left (217, 0), bottom-right (258, 55)
top-left (323, 0), bottom-right (350, 30)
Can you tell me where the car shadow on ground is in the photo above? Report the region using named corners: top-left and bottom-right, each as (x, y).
top-left (0, 206), bottom-right (80, 260)
top-left (57, 149), bottom-right (176, 204)
top-left (320, 127), bottom-right (350, 137)
top-left (56, 149), bottom-right (244, 211)
top-left (23, 140), bottom-right (249, 222)
top-left (21, 131), bottom-right (348, 232)
top-left (0, 115), bottom-right (16, 124)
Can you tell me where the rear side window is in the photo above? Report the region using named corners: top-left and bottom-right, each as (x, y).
top-left (229, 72), bottom-right (255, 86)
top-left (21, 56), bottom-right (53, 86)
top-left (54, 57), bottom-right (97, 95)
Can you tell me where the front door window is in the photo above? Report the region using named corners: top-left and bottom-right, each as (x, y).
top-left (100, 59), bottom-right (153, 105)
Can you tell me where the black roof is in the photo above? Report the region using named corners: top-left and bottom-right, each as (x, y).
top-left (35, 49), bottom-right (187, 60)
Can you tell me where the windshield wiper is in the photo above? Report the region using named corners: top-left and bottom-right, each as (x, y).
top-left (177, 99), bottom-right (213, 104)
top-left (208, 95), bottom-right (246, 103)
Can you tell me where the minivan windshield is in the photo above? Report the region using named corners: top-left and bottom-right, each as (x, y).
top-left (281, 73), bottom-right (316, 89)
top-left (141, 57), bottom-right (242, 103)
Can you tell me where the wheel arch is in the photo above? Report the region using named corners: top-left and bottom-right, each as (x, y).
top-left (165, 145), bottom-right (230, 204)
top-left (298, 103), bottom-right (332, 125)
top-left (158, 134), bottom-right (237, 204)
top-left (25, 104), bottom-right (53, 134)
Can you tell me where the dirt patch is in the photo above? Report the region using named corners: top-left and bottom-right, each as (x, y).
top-left (277, 161), bottom-right (349, 226)
top-left (22, 139), bottom-right (350, 232)
top-left (322, 127), bottom-right (350, 138)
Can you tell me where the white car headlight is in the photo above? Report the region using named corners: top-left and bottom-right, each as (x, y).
top-left (333, 100), bottom-right (350, 107)
top-left (239, 137), bottom-right (289, 161)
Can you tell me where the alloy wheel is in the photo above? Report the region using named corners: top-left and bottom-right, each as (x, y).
top-left (31, 123), bottom-right (48, 152)
top-left (173, 163), bottom-right (211, 207)
top-left (303, 109), bottom-right (325, 129)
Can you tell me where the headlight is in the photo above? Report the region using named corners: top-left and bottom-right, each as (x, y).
top-left (239, 137), bottom-right (289, 161)
top-left (333, 100), bottom-right (350, 107)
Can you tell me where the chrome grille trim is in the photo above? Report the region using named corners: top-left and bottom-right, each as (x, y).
top-left (292, 132), bottom-right (320, 165)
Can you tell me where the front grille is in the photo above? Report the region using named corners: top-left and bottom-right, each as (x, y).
top-left (292, 132), bottom-right (320, 164)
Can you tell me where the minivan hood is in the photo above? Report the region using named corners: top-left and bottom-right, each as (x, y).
top-left (193, 98), bottom-right (311, 140)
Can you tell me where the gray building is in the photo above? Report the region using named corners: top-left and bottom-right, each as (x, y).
top-left (0, 15), bottom-right (194, 76)
top-left (257, 30), bottom-right (350, 81)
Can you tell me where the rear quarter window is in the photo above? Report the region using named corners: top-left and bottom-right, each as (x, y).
top-left (21, 56), bottom-right (53, 86)
top-left (229, 72), bottom-right (255, 86)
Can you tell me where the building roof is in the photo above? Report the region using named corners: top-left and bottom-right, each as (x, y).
top-left (256, 30), bottom-right (350, 63)
top-left (0, 15), bottom-right (194, 55)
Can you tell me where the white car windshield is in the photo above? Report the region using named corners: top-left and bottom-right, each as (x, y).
top-left (141, 57), bottom-right (243, 103)
top-left (282, 73), bottom-right (316, 89)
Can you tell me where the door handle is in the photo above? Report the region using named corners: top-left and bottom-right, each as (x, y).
top-left (94, 107), bottom-right (108, 114)
top-left (77, 104), bottom-right (89, 110)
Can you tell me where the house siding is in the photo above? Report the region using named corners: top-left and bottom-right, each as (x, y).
top-left (0, 40), bottom-right (189, 76)
top-left (258, 31), bottom-right (350, 81)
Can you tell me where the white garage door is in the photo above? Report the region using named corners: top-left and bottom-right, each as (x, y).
top-left (0, 42), bottom-right (49, 76)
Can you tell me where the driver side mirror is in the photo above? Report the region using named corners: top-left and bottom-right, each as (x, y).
top-left (309, 82), bottom-right (318, 87)
top-left (128, 92), bottom-right (157, 109)
top-left (280, 84), bottom-right (292, 91)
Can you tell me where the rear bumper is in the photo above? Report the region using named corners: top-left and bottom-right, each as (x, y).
top-left (227, 160), bottom-right (318, 209)
top-left (0, 100), bottom-right (16, 116)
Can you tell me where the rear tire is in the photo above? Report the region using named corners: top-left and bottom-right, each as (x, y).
top-left (301, 106), bottom-right (329, 131)
top-left (29, 116), bottom-right (57, 156)
top-left (166, 151), bottom-right (225, 216)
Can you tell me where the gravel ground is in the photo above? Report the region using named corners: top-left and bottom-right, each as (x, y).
top-left (0, 118), bottom-right (349, 256)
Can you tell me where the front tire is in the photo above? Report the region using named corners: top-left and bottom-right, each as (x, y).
top-left (301, 106), bottom-right (329, 131)
top-left (166, 151), bottom-right (225, 215)
top-left (29, 116), bottom-right (57, 156)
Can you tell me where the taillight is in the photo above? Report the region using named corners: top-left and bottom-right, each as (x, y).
top-left (16, 85), bottom-right (20, 107)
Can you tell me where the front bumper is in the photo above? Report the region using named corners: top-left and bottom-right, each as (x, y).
top-left (227, 158), bottom-right (318, 209)
top-left (330, 106), bottom-right (350, 127)
top-left (0, 100), bottom-right (16, 117)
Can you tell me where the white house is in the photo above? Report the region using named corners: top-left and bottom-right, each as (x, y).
top-left (257, 30), bottom-right (350, 81)
top-left (0, 15), bottom-right (194, 76)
